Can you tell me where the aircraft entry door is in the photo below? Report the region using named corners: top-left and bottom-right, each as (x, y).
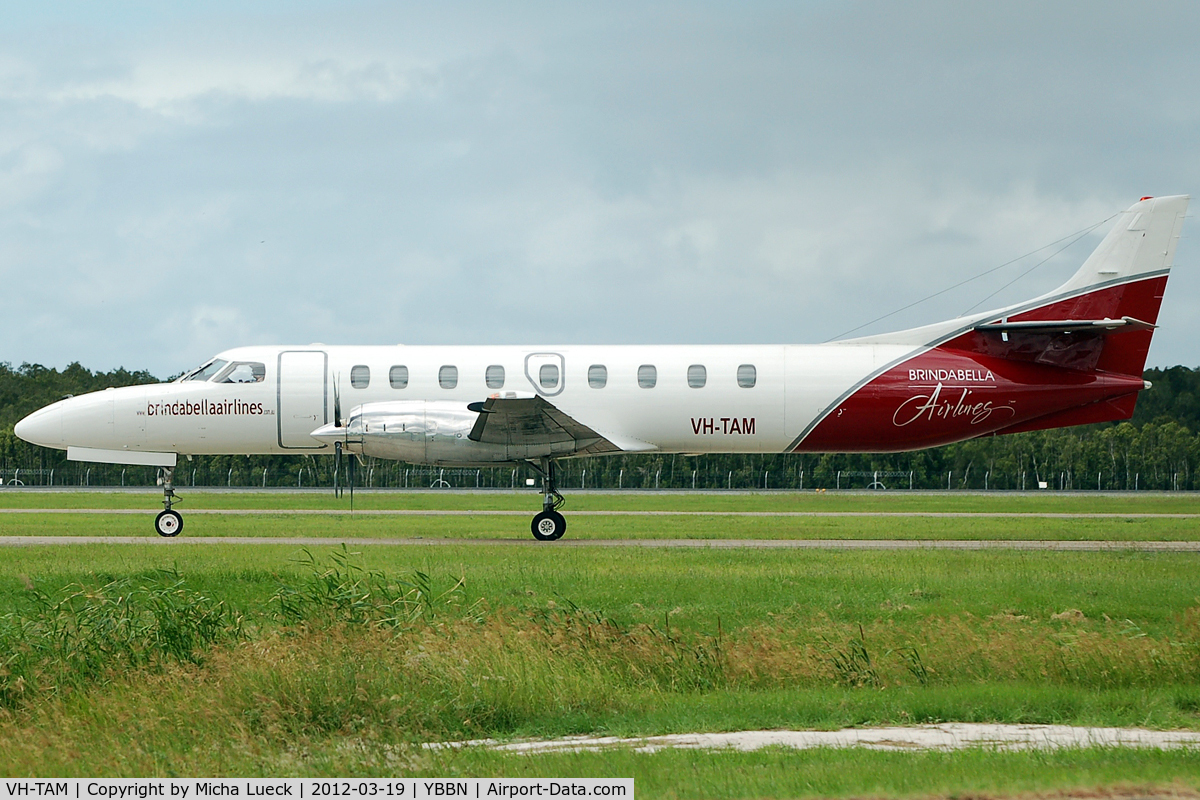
top-left (277, 350), bottom-right (328, 449)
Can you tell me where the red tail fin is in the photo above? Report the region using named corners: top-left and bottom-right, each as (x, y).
top-left (947, 195), bottom-right (1188, 377)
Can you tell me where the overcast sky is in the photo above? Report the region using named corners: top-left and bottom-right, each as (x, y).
top-left (3, 1), bottom-right (1199, 377)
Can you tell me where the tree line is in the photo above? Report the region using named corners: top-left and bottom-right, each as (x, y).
top-left (2, 361), bottom-right (1199, 491)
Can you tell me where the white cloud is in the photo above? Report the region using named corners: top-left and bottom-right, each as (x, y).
top-left (1, 1), bottom-right (1198, 374)
top-left (0, 141), bottom-right (64, 209)
top-left (51, 56), bottom-right (432, 115)
top-left (445, 167), bottom-right (1129, 344)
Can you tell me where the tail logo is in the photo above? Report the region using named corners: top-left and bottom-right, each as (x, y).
top-left (892, 383), bottom-right (1015, 428)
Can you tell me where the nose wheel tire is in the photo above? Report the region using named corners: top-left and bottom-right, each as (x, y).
top-left (531, 510), bottom-right (566, 541)
top-left (155, 509), bottom-right (183, 537)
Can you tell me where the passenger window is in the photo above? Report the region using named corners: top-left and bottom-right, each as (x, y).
top-left (350, 365), bottom-right (370, 389)
top-left (687, 364), bottom-right (706, 388)
top-left (439, 365), bottom-right (458, 389)
top-left (737, 364), bottom-right (757, 388)
top-left (638, 365), bottom-right (657, 389)
top-left (185, 359), bottom-right (227, 381)
top-left (389, 365), bottom-right (408, 389)
top-left (588, 364), bottom-right (607, 389)
top-left (486, 365), bottom-right (505, 389)
top-left (539, 363), bottom-right (559, 389)
top-left (217, 362), bottom-right (265, 383)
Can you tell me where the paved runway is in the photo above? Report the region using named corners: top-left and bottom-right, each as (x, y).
top-left (1, 535), bottom-right (1198, 550)
top-left (2, 508), bottom-right (1199, 518)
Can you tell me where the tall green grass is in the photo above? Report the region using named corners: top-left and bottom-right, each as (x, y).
top-left (3, 544), bottom-right (1200, 784)
top-left (4, 544), bottom-right (1200, 636)
top-left (0, 569), bottom-right (243, 708)
top-left (273, 545), bottom-right (482, 628)
top-left (10, 549), bottom-right (1200, 721)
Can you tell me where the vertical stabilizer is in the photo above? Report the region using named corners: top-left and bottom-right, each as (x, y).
top-left (798, 195), bottom-right (1191, 452)
top-left (996, 195), bottom-right (1188, 376)
top-left (1053, 194), bottom-right (1188, 303)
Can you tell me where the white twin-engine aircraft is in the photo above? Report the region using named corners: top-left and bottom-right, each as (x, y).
top-left (15, 195), bottom-right (1190, 540)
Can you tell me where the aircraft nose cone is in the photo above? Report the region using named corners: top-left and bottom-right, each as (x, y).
top-left (14, 404), bottom-right (63, 448)
top-left (309, 423), bottom-right (346, 445)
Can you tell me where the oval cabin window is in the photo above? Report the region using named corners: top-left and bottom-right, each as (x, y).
top-left (350, 365), bottom-right (370, 389)
top-left (439, 365), bottom-right (458, 389)
top-left (389, 365), bottom-right (408, 389)
top-left (638, 365), bottom-right (657, 389)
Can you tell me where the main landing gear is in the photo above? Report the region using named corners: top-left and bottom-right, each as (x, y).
top-left (529, 457), bottom-right (566, 541)
top-left (154, 467), bottom-right (183, 537)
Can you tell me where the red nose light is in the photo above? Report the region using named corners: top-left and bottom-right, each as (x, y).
top-left (1140, 196), bottom-right (1154, 201)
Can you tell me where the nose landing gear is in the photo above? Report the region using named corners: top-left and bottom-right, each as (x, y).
top-left (530, 457), bottom-right (566, 541)
top-left (154, 467), bottom-right (183, 537)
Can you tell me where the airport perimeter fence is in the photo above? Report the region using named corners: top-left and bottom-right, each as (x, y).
top-left (0, 458), bottom-right (1195, 492)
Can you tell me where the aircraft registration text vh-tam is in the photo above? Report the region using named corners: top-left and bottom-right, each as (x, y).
top-left (14, 195), bottom-right (1190, 540)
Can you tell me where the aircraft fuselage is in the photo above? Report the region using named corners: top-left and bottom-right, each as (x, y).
top-left (12, 194), bottom-right (1190, 540)
top-left (17, 340), bottom-right (1146, 460)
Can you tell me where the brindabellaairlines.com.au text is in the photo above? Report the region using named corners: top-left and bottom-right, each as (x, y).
top-left (145, 400), bottom-right (266, 417)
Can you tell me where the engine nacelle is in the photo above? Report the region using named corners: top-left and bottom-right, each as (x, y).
top-left (342, 401), bottom-right (579, 465)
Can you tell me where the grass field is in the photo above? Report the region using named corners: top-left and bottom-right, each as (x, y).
top-left (4, 487), bottom-right (1200, 513)
top-left (2, 489), bottom-right (1200, 541)
top-left (7, 512), bottom-right (1200, 540)
top-left (1, 491), bottom-right (1200, 793)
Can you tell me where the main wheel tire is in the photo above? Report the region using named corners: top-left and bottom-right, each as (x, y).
top-left (155, 509), bottom-right (183, 537)
top-left (531, 510), bottom-right (566, 541)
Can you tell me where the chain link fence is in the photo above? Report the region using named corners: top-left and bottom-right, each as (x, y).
top-left (1, 459), bottom-right (1191, 492)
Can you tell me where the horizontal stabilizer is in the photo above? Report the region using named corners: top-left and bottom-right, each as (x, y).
top-left (974, 316), bottom-right (1156, 335)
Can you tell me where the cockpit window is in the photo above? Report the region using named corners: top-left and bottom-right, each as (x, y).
top-left (182, 359), bottom-right (228, 382)
top-left (215, 362), bottom-right (266, 383)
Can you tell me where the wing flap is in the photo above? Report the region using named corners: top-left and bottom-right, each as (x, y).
top-left (468, 395), bottom-right (626, 455)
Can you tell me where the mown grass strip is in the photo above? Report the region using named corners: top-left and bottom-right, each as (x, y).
top-left (3, 510), bottom-right (1200, 540)
top-left (4, 489), bottom-right (1200, 514)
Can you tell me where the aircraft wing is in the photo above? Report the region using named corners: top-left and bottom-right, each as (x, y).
top-left (467, 395), bottom-right (625, 456)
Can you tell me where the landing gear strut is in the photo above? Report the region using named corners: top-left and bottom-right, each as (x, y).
top-left (529, 457), bottom-right (566, 541)
top-left (154, 467), bottom-right (183, 537)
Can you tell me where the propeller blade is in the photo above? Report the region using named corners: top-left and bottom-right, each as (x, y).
top-left (333, 374), bottom-right (343, 428)
top-left (334, 440), bottom-right (343, 499)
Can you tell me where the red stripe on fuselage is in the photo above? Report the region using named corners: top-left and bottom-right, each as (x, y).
top-left (796, 353), bottom-right (1145, 454)
top-left (795, 275), bottom-right (1163, 453)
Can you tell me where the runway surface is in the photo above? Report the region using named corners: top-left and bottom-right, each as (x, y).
top-left (1, 536), bottom-right (1198, 550)
top-left (427, 723), bottom-right (1200, 753)
top-left (1, 508), bottom-right (1199, 518)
